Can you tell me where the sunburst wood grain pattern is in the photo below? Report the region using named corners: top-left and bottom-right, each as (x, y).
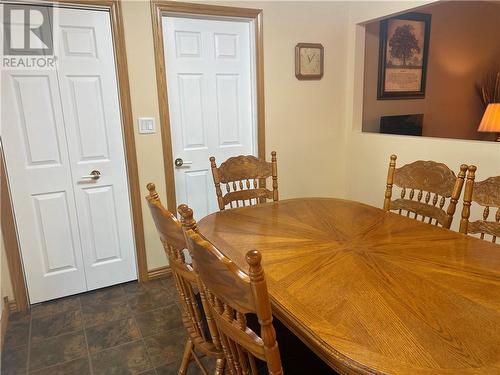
top-left (199, 198), bottom-right (500, 374)
top-left (460, 167), bottom-right (500, 243)
top-left (145, 184), bottom-right (225, 374)
top-left (210, 152), bottom-right (278, 210)
top-left (383, 155), bottom-right (468, 229)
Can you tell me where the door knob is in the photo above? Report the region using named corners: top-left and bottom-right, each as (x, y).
top-left (81, 170), bottom-right (101, 180)
top-left (174, 158), bottom-right (193, 167)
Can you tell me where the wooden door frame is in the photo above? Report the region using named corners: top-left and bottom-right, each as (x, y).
top-left (151, 0), bottom-right (265, 213)
top-left (1, 0), bottom-right (149, 311)
top-left (1, 150), bottom-right (29, 312)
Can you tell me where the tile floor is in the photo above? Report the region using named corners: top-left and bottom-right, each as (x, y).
top-left (1, 278), bottom-right (205, 375)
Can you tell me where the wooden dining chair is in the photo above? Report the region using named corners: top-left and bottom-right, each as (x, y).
top-left (210, 152), bottom-right (278, 211)
top-left (459, 166), bottom-right (500, 243)
top-left (145, 183), bottom-right (225, 375)
top-left (181, 214), bottom-right (283, 375)
top-left (383, 154), bottom-right (468, 229)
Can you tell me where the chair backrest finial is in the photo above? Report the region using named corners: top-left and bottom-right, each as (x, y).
top-left (383, 154), bottom-right (397, 210)
top-left (147, 182), bottom-right (159, 200)
top-left (178, 203), bottom-right (198, 232)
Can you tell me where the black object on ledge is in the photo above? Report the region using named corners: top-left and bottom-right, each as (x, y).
top-left (380, 114), bottom-right (423, 136)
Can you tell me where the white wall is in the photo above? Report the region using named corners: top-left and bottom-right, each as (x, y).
top-left (343, 1), bottom-right (500, 228)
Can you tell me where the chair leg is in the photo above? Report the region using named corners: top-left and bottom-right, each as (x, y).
top-left (214, 358), bottom-right (225, 375)
top-left (178, 339), bottom-right (194, 375)
top-left (191, 350), bottom-right (209, 375)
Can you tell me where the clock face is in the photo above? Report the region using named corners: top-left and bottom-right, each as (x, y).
top-left (299, 47), bottom-right (321, 75)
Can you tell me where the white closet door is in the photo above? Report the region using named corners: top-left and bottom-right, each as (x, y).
top-left (1, 69), bottom-right (88, 303)
top-left (1, 6), bottom-right (137, 303)
top-left (55, 8), bottom-right (137, 290)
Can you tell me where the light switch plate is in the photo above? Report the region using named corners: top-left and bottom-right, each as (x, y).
top-left (138, 117), bottom-right (156, 134)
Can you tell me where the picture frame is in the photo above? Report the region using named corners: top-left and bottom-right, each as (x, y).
top-left (377, 12), bottom-right (431, 99)
top-left (295, 43), bottom-right (324, 80)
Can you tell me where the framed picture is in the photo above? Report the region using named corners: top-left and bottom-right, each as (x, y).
top-left (295, 43), bottom-right (324, 80)
top-left (377, 13), bottom-right (431, 99)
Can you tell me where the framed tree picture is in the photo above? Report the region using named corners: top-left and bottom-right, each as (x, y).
top-left (377, 13), bottom-right (431, 99)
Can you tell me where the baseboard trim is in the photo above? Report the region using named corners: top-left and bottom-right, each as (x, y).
top-left (8, 300), bottom-right (17, 313)
top-left (1, 297), bottom-right (10, 352)
top-left (147, 266), bottom-right (172, 281)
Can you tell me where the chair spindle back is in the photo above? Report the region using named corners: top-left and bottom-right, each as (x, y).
top-left (210, 152), bottom-right (278, 211)
top-left (459, 166), bottom-right (500, 243)
top-left (145, 184), bottom-right (224, 374)
top-left (383, 154), bottom-right (468, 228)
top-left (183, 224), bottom-right (283, 375)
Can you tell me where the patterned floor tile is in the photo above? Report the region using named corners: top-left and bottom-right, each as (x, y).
top-left (80, 285), bottom-right (127, 306)
top-left (29, 331), bottom-right (87, 371)
top-left (81, 300), bottom-right (131, 327)
top-left (161, 277), bottom-right (176, 291)
top-left (31, 295), bottom-right (80, 318)
top-left (135, 305), bottom-right (182, 337)
top-left (91, 341), bottom-right (152, 375)
top-left (8, 311), bottom-right (31, 323)
top-left (1, 277), bottom-right (206, 375)
top-left (29, 357), bottom-right (91, 375)
top-left (122, 280), bottom-right (167, 295)
top-left (138, 370), bottom-right (157, 375)
top-left (127, 288), bottom-right (174, 314)
top-left (1, 345), bottom-right (28, 375)
top-left (155, 363), bottom-right (178, 375)
top-left (86, 318), bottom-right (141, 354)
top-left (155, 358), bottom-right (215, 375)
top-left (3, 312), bottom-right (30, 349)
top-left (31, 310), bottom-right (82, 342)
top-left (144, 327), bottom-right (186, 367)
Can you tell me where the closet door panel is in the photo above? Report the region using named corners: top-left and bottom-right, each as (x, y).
top-left (55, 8), bottom-right (137, 289)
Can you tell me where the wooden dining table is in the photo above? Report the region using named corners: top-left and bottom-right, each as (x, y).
top-left (198, 198), bottom-right (500, 375)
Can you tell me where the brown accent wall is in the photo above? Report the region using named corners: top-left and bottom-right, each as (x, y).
top-left (363, 1), bottom-right (500, 141)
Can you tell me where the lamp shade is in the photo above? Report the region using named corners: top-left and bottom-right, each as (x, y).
top-left (478, 103), bottom-right (500, 133)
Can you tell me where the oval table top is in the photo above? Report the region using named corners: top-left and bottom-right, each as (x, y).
top-left (198, 198), bottom-right (500, 375)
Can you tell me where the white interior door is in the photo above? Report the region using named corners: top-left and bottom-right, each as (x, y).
top-left (163, 16), bottom-right (257, 219)
top-left (1, 6), bottom-right (137, 303)
top-left (2, 68), bottom-right (88, 303)
top-left (55, 8), bottom-right (137, 290)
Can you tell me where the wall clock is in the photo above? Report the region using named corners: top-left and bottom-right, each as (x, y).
top-left (295, 43), bottom-right (324, 80)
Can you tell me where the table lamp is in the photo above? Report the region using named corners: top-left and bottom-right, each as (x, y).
top-left (478, 103), bottom-right (500, 141)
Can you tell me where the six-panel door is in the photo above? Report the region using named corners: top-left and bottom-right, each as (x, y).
top-left (1, 6), bottom-right (137, 303)
top-left (55, 8), bottom-right (137, 291)
top-left (163, 16), bottom-right (257, 219)
top-left (2, 69), bottom-right (88, 303)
